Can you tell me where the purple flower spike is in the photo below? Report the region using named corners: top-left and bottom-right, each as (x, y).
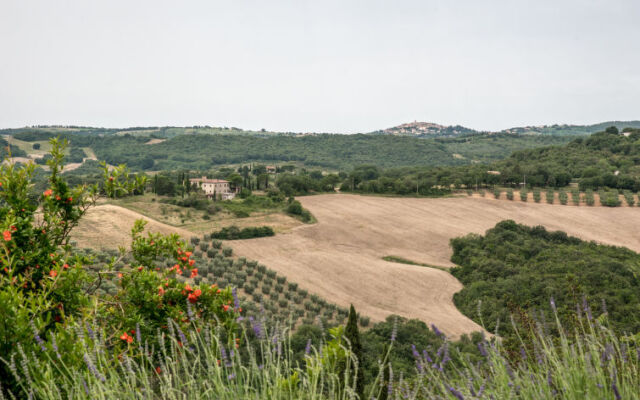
top-left (431, 324), bottom-right (444, 338)
top-left (448, 386), bottom-right (465, 400)
top-left (612, 382), bottom-right (621, 400)
top-left (478, 342), bottom-right (488, 357)
top-left (232, 287), bottom-right (240, 310)
top-left (390, 317), bottom-right (398, 342)
top-left (31, 323), bottom-right (46, 352)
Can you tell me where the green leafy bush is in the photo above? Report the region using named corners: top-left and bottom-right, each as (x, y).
top-left (211, 225), bottom-right (275, 240)
top-left (532, 188), bottom-right (541, 202)
top-left (585, 188), bottom-right (595, 205)
top-left (558, 189), bottom-right (568, 205)
top-left (545, 189), bottom-right (555, 204)
top-left (571, 188), bottom-right (580, 205)
top-left (624, 190), bottom-right (636, 206)
top-left (506, 188), bottom-right (514, 200)
top-left (519, 188), bottom-right (527, 201)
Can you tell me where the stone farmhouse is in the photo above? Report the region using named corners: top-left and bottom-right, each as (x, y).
top-left (189, 176), bottom-right (237, 200)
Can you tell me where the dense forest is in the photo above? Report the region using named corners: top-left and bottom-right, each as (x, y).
top-left (450, 220), bottom-right (640, 338)
top-left (3, 127), bottom-right (574, 170)
top-left (341, 127), bottom-right (640, 195)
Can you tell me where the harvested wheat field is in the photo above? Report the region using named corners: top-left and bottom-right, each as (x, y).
top-left (231, 194), bottom-right (640, 338)
top-left (72, 204), bottom-right (194, 250)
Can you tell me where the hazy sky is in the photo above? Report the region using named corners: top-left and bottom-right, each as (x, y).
top-left (1, 1), bottom-right (639, 133)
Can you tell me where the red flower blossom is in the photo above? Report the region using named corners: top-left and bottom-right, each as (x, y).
top-left (185, 251), bottom-right (192, 257)
top-left (158, 287), bottom-right (165, 296)
top-left (137, 266), bottom-right (143, 272)
top-left (189, 259), bottom-right (195, 267)
top-left (117, 273), bottom-right (123, 278)
top-left (63, 263), bottom-right (70, 269)
top-left (120, 332), bottom-right (133, 343)
top-left (3, 230), bottom-right (11, 241)
top-left (190, 268), bottom-right (198, 278)
top-left (10, 225), bottom-right (16, 231)
top-left (222, 304), bottom-right (230, 312)
top-left (155, 366), bottom-right (162, 374)
top-left (187, 288), bottom-right (202, 303)
top-left (49, 270), bottom-right (57, 278)
top-left (43, 189), bottom-right (53, 197)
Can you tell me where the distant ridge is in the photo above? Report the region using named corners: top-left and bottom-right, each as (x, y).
top-left (3, 120), bottom-right (640, 138)
top-left (372, 120), bottom-right (640, 137)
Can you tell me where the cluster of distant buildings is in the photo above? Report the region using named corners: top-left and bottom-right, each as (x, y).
top-left (189, 165), bottom-right (277, 200)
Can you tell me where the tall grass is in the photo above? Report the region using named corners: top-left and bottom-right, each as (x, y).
top-left (390, 305), bottom-right (640, 399)
top-left (4, 318), bottom-right (365, 400)
top-left (5, 303), bottom-right (640, 399)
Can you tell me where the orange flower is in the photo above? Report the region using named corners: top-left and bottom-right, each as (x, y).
top-left (190, 268), bottom-right (198, 278)
top-left (185, 251), bottom-right (192, 257)
top-left (120, 332), bottom-right (133, 343)
top-left (155, 366), bottom-right (162, 374)
top-left (184, 284), bottom-right (192, 292)
top-left (158, 287), bottom-right (165, 296)
top-left (187, 288), bottom-right (202, 303)
top-left (189, 259), bottom-right (195, 267)
top-left (49, 270), bottom-right (57, 278)
top-left (63, 263), bottom-right (70, 269)
top-left (117, 273), bottom-right (123, 278)
top-left (2, 230), bottom-right (11, 241)
top-left (43, 189), bottom-right (53, 197)
top-left (222, 304), bottom-right (230, 312)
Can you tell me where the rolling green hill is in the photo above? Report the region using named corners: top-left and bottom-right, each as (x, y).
top-left (1, 127), bottom-right (575, 171)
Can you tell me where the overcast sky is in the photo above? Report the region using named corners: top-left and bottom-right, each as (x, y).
top-left (1, 1), bottom-right (638, 133)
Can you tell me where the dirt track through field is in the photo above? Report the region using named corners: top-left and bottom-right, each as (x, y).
top-left (231, 194), bottom-right (640, 338)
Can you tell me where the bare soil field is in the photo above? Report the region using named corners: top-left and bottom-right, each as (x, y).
top-left (230, 194), bottom-right (640, 338)
top-left (107, 194), bottom-right (303, 234)
top-left (72, 204), bottom-right (194, 250)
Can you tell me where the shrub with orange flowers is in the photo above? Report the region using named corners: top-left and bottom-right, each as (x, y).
top-left (99, 219), bottom-right (239, 348)
top-left (0, 138), bottom-right (97, 387)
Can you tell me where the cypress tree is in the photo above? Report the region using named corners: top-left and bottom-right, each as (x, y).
top-left (345, 304), bottom-right (364, 398)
